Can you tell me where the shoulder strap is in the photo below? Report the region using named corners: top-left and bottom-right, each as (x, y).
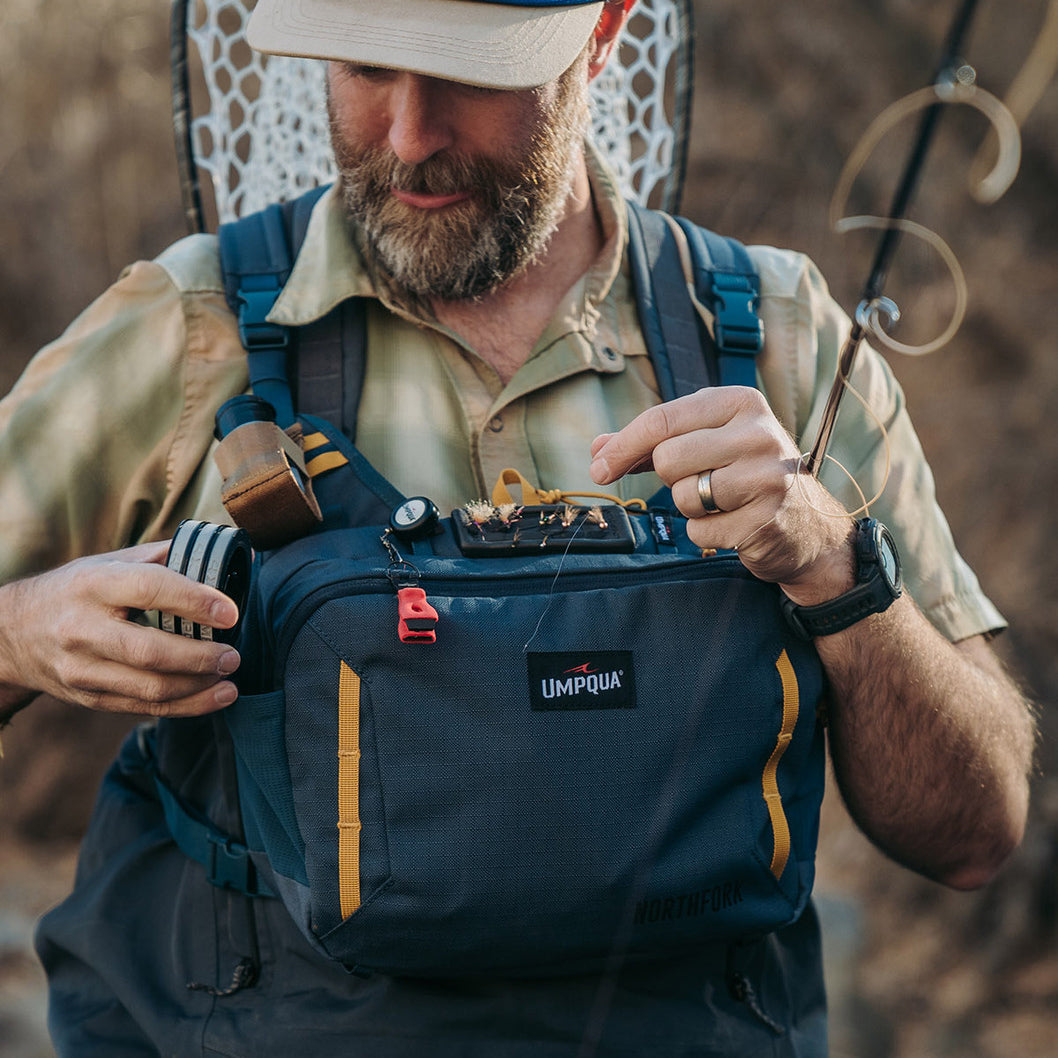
top-left (673, 216), bottom-right (763, 389)
top-left (295, 299), bottom-right (367, 440)
top-left (625, 202), bottom-right (711, 400)
top-left (219, 200), bottom-right (301, 428)
top-left (625, 201), bottom-right (763, 395)
top-left (218, 184), bottom-right (366, 434)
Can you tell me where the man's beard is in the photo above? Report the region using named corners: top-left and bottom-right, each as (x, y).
top-left (328, 60), bottom-right (590, 303)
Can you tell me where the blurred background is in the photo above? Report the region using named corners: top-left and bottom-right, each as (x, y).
top-left (0, 0), bottom-right (1055, 1055)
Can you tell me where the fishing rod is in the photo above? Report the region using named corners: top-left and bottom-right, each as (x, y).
top-left (804, 0), bottom-right (983, 477)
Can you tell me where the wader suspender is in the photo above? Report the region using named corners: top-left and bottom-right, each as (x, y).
top-left (153, 190), bottom-right (764, 901)
top-left (625, 207), bottom-right (763, 395)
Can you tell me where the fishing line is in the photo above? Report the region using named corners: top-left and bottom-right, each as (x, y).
top-left (833, 216), bottom-right (969, 357)
top-left (522, 515), bottom-right (590, 654)
top-left (797, 372), bottom-right (888, 519)
top-left (805, 0), bottom-right (1024, 478)
top-left (732, 373), bottom-right (884, 559)
top-left (970, 0), bottom-right (1058, 193)
top-left (829, 81), bottom-right (1021, 226)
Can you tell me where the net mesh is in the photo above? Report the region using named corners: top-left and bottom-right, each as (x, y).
top-left (180, 0), bottom-right (691, 226)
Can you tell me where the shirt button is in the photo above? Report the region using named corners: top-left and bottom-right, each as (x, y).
top-left (602, 347), bottom-right (619, 362)
top-left (488, 415), bottom-right (504, 433)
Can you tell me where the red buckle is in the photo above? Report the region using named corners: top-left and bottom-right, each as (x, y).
top-left (397, 587), bottom-right (438, 643)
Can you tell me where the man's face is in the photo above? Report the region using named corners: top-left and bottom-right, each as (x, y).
top-left (327, 52), bottom-right (591, 302)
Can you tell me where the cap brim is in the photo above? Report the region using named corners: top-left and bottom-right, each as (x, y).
top-left (247, 0), bottom-right (604, 89)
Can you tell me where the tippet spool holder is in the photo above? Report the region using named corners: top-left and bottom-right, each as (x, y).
top-left (158, 519), bottom-right (253, 644)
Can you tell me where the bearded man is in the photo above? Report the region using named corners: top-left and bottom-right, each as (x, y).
top-left (0, 2), bottom-right (1034, 1056)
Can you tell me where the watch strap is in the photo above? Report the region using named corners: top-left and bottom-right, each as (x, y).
top-left (781, 518), bottom-right (902, 640)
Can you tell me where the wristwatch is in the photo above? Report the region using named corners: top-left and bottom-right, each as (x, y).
top-left (781, 518), bottom-right (902, 639)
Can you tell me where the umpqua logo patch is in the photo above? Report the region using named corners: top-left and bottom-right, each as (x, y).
top-left (527, 651), bottom-right (636, 711)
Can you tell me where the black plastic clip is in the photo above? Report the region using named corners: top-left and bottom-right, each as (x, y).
top-left (207, 833), bottom-right (266, 896)
top-left (236, 289), bottom-right (291, 352)
top-left (712, 272), bottom-right (764, 355)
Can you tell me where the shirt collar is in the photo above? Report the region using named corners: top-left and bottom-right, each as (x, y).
top-left (269, 140), bottom-right (630, 335)
top-left (269, 183), bottom-right (375, 327)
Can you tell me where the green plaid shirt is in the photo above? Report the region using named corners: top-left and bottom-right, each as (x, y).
top-left (0, 148), bottom-right (1002, 642)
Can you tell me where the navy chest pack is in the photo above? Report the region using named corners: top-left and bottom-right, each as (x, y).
top-left (155, 187), bottom-right (826, 979)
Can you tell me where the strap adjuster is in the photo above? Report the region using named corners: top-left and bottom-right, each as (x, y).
top-left (712, 273), bottom-right (764, 355)
top-left (237, 289), bottom-right (290, 352)
top-left (207, 832), bottom-right (265, 895)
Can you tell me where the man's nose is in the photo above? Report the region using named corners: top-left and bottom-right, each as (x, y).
top-left (387, 74), bottom-right (455, 165)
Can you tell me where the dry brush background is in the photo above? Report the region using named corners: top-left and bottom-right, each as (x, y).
top-left (0, 0), bottom-right (1056, 1055)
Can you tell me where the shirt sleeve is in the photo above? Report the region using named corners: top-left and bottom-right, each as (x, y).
top-left (0, 237), bottom-right (248, 584)
top-left (750, 245), bottom-right (1005, 642)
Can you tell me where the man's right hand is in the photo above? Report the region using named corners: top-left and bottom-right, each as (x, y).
top-left (0, 541), bottom-right (241, 717)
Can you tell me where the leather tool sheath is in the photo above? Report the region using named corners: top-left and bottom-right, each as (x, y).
top-left (214, 420), bottom-right (322, 550)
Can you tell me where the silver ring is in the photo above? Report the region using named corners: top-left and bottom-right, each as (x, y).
top-left (696, 470), bottom-right (722, 515)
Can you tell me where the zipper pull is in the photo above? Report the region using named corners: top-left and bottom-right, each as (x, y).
top-left (396, 586), bottom-right (438, 644)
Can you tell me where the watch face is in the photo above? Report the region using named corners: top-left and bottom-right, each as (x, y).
top-left (877, 524), bottom-right (902, 591)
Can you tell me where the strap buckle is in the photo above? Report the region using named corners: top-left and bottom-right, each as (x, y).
top-left (207, 832), bottom-right (265, 895)
top-left (712, 273), bottom-right (764, 355)
top-left (236, 289), bottom-right (290, 352)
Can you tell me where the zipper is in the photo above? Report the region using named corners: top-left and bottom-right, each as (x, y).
top-left (269, 551), bottom-right (752, 679)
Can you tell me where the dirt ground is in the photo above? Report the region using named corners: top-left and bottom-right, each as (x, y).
top-left (1, 1), bottom-right (1056, 1055)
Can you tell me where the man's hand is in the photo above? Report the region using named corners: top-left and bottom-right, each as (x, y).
top-left (0, 541), bottom-right (241, 717)
top-left (589, 386), bottom-right (856, 603)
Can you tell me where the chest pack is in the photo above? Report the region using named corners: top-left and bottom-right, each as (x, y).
top-left (154, 190), bottom-right (826, 979)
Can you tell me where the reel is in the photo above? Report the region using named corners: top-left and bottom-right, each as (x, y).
top-left (158, 519), bottom-right (253, 644)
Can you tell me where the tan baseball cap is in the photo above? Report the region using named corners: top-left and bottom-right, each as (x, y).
top-left (247, 0), bottom-right (606, 90)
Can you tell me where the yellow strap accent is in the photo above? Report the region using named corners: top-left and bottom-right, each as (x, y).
top-left (489, 468), bottom-right (647, 511)
top-left (306, 450), bottom-right (350, 477)
top-left (763, 650), bottom-right (800, 880)
top-left (337, 660), bottom-right (362, 919)
top-left (301, 431), bottom-right (330, 453)
top-left (491, 468), bottom-right (544, 506)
